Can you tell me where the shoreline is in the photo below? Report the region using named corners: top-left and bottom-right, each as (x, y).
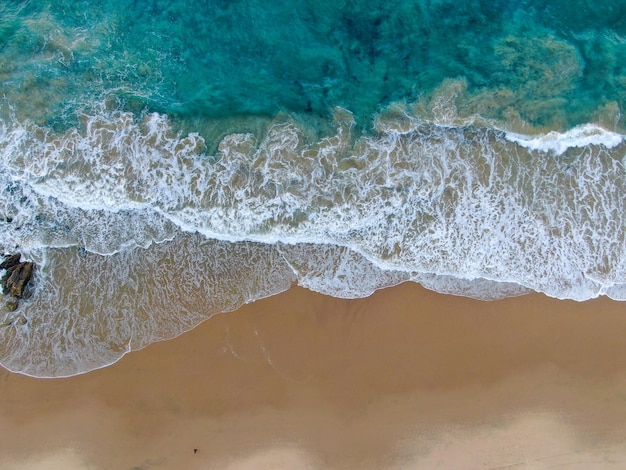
top-left (3, 283), bottom-right (626, 469)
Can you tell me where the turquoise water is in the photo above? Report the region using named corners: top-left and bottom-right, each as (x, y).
top-left (2, 0), bottom-right (626, 130)
top-left (1, 0), bottom-right (626, 376)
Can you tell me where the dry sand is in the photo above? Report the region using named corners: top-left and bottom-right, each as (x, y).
top-left (2, 283), bottom-right (626, 469)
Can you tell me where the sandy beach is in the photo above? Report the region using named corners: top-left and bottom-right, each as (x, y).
top-left (2, 283), bottom-right (626, 469)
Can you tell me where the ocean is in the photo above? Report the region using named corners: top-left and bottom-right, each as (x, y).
top-left (1, 0), bottom-right (625, 377)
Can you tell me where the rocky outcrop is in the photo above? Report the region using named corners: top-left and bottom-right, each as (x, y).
top-left (5, 262), bottom-right (33, 298)
top-left (0, 253), bottom-right (21, 271)
top-left (1, 254), bottom-right (34, 311)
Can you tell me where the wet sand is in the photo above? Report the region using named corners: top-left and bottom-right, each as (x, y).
top-left (2, 283), bottom-right (626, 469)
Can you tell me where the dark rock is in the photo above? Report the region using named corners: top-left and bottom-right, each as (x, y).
top-left (3, 263), bottom-right (19, 281)
top-left (4, 264), bottom-right (22, 295)
top-left (7, 262), bottom-right (33, 299)
top-left (0, 253), bottom-right (21, 270)
top-left (6, 300), bottom-right (18, 312)
top-left (2, 264), bottom-right (19, 295)
top-left (2, 263), bottom-right (20, 295)
top-left (1, 253), bottom-right (35, 300)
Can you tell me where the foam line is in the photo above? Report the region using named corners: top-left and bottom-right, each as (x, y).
top-left (504, 124), bottom-right (625, 155)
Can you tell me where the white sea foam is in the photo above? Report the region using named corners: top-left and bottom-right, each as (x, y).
top-left (504, 124), bottom-right (625, 155)
top-left (411, 273), bottom-right (531, 300)
top-left (1, 107), bottom-right (626, 301)
top-left (0, 235), bottom-right (295, 377)
top-left (2, 106), bottom-right (626, 376)
top-left (278, 243), bottom-right (410, 298)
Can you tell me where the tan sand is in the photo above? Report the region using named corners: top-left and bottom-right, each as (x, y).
top-left (2, 283), bottom-right (626, 469)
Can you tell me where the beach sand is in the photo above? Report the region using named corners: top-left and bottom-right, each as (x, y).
top-left (2, 283), bottom-right (626, 469)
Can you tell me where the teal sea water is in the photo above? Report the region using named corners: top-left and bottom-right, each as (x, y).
top-left (1, 0), bottom-right (626, 376)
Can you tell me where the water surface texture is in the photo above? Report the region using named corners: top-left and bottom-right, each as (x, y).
top-left (1, 0), bottom-right (626, 376)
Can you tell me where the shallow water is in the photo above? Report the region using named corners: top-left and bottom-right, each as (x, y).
top-left (1, 0), bottom-right (625, 376)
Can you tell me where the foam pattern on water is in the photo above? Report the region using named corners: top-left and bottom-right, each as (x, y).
top-left (1, 105), bottom-right (625, 376)
top-left (1, 106), bottom-right (625, 301)
top-left (410, 273), bottom-right (531, 301)
top-left (0, 233), bottom-right (295, 377)
top-left (505, 124), bottom-right (626, 156)
top-left (278, 243), bottom-right (410, 299)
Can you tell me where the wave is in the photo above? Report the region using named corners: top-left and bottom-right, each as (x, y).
top-left (504, 124), bottom-right (625, 155)
top-left (1, 103), bottom-right (626, 376)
